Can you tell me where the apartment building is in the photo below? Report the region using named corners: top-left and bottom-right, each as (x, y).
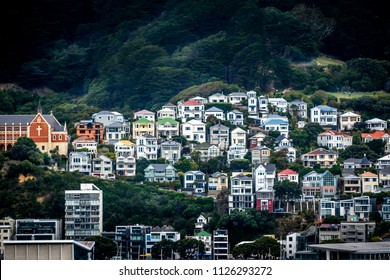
top-left (65, 183), bottom-right (103, 241)
top-left (228, 173), bottom-right (254, 213)
top-left (213, 229), bottom-right (229, 260)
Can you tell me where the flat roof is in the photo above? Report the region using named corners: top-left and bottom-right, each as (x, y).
top-left (309, 241), bottom-right (390, 253)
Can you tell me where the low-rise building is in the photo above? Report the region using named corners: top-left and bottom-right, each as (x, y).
top-left (204, 106), bottom-right (225, 122)
top-left (92, 155), bottom-right (115, 180)
top-left (228, 173), bottom-right (254, 213)
top-left (379, 168), bottom-right (390, 188)
top-left (160, 140), bottom-right (182, 164)
top-left (208, 172), bottom-right (228, 196)
top-left (359, 172), bottom-right (378, 193)
top-left (263, 119), bottom-right (289, 137)
top-left (68, 152), bottom-right (92, 175)
top-left (181, 119), bottom-right (206, 143)
top-left (0, 217), bottom-right (15, 259)
top-left (178, 100), bottom-right (204, 122)
top-left (317, 130), bottom-right (352, 149)
top-left (156, 118), bottom-right (179, 140)
top-left (75, 120), bottom-right (104, 143)
top-left (341, 156), bottom-right (372, 175)
top-left (340, 221), bottom-right (375, 243)
top-left (362, 130), bottom-right (390, 154)
top-left (191, 142), bottom-right (220, 162)
top-left (227, 145), bottom-right (248, 163)
top-left (301, 148), bottom-right (338, 168)
top-left (382, 197), bottom-right (390, 221)
top-left (114, 140), bottom-right (136, 157)
top-left (145, 226), bottom-right (181, 255)
top-left (208, 93), bottom-right (227, 103)
top-left (278, 168), bottom-right (299, 183)
top-left (105, 121), bottom-right (131, 144)
top-left (226, 110), bottom-right (244, 126)
top-left (136, 134), bottom-right (158, 160)
top-left (183, 170), bottom-right (207, 195)
top-left (342, 174), bottom-right (361, 194)
top-left (268, 98), bottom-right (288, 113)
top-left (157, 107), bottom-right (176, 120)
top-left (288, 100), bottom-right (307, 120)
top-left (228, 92), bottom-right (247, 104)
top-left (92, 110), bottom-right (124, 127)
top-left (14, 219), bottom-right (62, 240)
top-left (318, 224), bottom-right (341, 243)
top-left (376, 155), bottom-right (390, 170)
top-left (231, 127), bottom-right (247, 147)
top-left (365, 118), bottom-right (387, 131)
top-left (209, 123), bottom-right (230, 150)
top-left (144, 164), bottom-right (177, 182)
top-left (338, 111), bottom-right (361, 131)
top-left (251, 146), bottom-right (271, 165)
top-left (134, 109), bottom-right (155, 122)
top-left (72, 136), bottom-right (98, 155)
top-left (302, 170), bottom-right (337, 198)
top-left (310, 105), bottom-right (337, 127)
top-left (116, 156), bottom-right (136, 177)
top-left (249, 132), bottom-right (267, 150)
top-left (132, 118), bottom-right (155, 140)
top-left (115, 225), bottom-right (152, 260)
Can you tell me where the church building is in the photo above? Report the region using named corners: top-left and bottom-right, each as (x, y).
top-left (0, 104), bottom-right (69, 155)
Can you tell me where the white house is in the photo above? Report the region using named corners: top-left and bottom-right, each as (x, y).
top-left (317, 130), bottom-right (353, 149)
top-left (181, 119), bottom-right (206, 143)
top-left (177, 100), bottom-right (204, 121)
top-left (263, 119), bottom-right (289, 137)
top-left (72, 136), bottom-right (98, 155)
top-left (226, 110), bottom-right (244, 126)
top-left (68, 152), bottom-right (91, 175)
top-left (258, 95), bottom-right (269, 114)
top-left (92, 155), bottom-right (115, 180)
top-left (156, 118), bottom-right (180, 139)
top-left (157, 107), bottom-right (176, 120)
top-left (134, 109), bottom-right (155, 122)
top-left (376, 155), bottom-right (390, 170)
top-left (253, 164), bottom-right (276, 192)
top-left (92, 111), bottom-right (124, 127)
top-left (189, 96), bottom-right (208, 104)
top-left (209, 123), bottom-right (230, 150)
top-left (247, 90), bottom-right (258, 115)
top-left (227, 145), bottom-right (248, 163)
top-left (105, 121), bottom-right (131, 144)
top-left (136, 134), bottom-right (158, 160)
top-left (231, 127), bottom-right (247, 147)
top-left (365, 118), bottom-right (387, 131)
top-left (310, 105), bottom-right (337, 127)
top-left (208, 93), bottom-right (227, 103)
top-left (228, 173), bottom-right (254, 213)
top-left (338, 111), bottom-right (361, 131)
top-left (204, 106), bottom-right (225, 122)
top-left (268, 98), bottom-right (288, 113)
top-left (116, 156), bottom-right (136, 177)
top-left (160, 140), bottom-right (182, 164)
top-left (288, 100), bottom-right (307, 119)
top-left (183, 170), bottom-right (207, 194)
top-left (114, 140), bottom-right (136, 157)
top-left (228, 92), bottom-right (247, 104)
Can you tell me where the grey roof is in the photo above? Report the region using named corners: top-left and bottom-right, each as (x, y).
top-left (148, 164), bottom-right (173, 172)
top-left (312, 105), bottom-right (337, 112)
top-left (342, 174), bottom-right (360, 179)
top-left (229, 92), bottom-right (247, 97)
top-left (360, 156), bottom-right (371, 165)
top-left (380, 167), bottom-right (390, 175)
top-left (193, 142), bottom-right (212, 150)
top-left (206, 106), bottom-right (223, 112)
top-left (105, 121), bottom-right (129, 127)
top-left (289, 100), bottom-right (307, 105)
top-left (161, 140), bottom-right (181, 146)
top-left (139, 133), bottom-right (157, 139)
top-left (228, 110), bottom-right (243, 115)
top-left (0, 114), bottom-right (65, 131)
top-left (344, 157), bottom-right (371, 165)
top-left (254, 164), bottom-right (276, 173)
top-left (210, 123), bottom-right (229, 130)
top-left (232, 173), bottom-right (252, 180)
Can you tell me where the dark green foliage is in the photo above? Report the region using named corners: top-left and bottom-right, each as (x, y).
top-left (151, 239), bottom-right (176, 260)
top-left (84, 235), bottom-right (117, 260)
top-left (232, 236), bottom-right (280, 259)
top-left (218, 209), bottom-right (277, 247)
top-left (10, 137), bottom-right (44, 165)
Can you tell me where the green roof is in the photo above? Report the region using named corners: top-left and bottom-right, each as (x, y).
top-left (134, 118), bottom-right (152, 123)
top-left (157, 118), bottom-right (179, 125)
top-left (196, 231), bottom-right (212, 237)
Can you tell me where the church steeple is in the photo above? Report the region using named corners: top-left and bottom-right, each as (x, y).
top-left (37, 101), bottom-right (43, 115)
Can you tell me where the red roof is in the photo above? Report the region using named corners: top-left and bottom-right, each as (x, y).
top-left (361, 130), bottom-right (386, 139)
top-left (319, 130), bottom-right (350, 137)
top-left (182, 100), bottom-right (202, 105)
top-left (278, 168), bottom-right (298, 176)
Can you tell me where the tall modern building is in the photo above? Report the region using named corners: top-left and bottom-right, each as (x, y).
top-left (65, 183), bottom-right (103, 241)
top-left (213, 229), bottom-right (229, 260)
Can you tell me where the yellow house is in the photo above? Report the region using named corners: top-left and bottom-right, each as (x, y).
top-left (359, 171), bottom-right (378, 193)
top-left (132, 118), bottom-right (155, 140)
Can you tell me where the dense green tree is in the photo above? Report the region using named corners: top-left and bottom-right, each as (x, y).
top-left (175, 238), bottom-right (205, 260)
top-left (85, 236), bottom-right (117, 260)
top-left (10, 137), bottom-right (44, 165)
top-left (151, 239), bottom-right (176, 260)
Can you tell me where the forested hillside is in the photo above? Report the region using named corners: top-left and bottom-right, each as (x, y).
top-left (1, 0), bottom-right (389, 112)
